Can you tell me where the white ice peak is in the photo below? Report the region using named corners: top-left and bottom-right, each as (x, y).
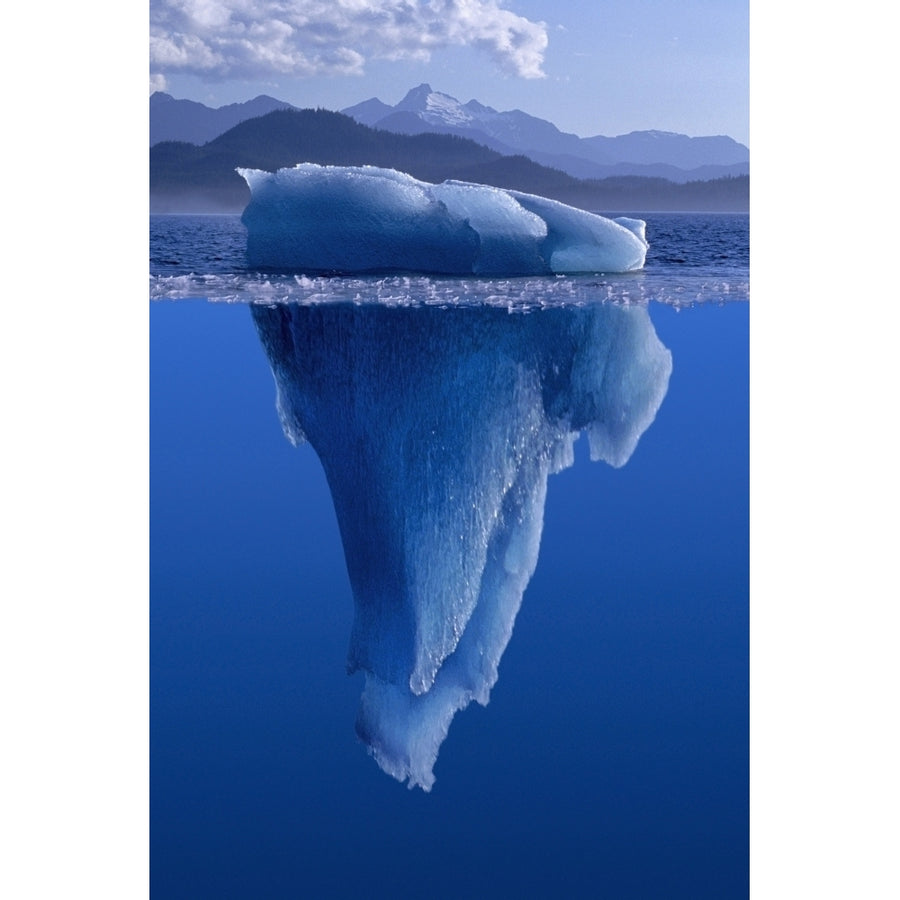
top-left (396, 83), bottom-right (476, 127)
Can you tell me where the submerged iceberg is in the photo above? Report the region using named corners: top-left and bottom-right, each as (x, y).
top-left (239, 164), bottom-right (648, 275)
top-left (251, 301), bottom-right (671, 790)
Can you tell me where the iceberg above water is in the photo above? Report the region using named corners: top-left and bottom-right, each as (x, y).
top-left (238, 164), bottom-right (648, 275)
top-left (251, 301), bottom-right (672, 790)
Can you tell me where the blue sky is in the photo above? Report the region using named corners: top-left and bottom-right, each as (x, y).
top-left (150, 0), bottom-right (749, 145)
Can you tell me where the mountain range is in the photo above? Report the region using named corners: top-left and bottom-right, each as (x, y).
top-left (150, 91), bottom-right (297, 146)
top-left (151, 84), bottom-right (749, 184)
top-left (342, 84), bottom-right (749, 183)
top-left (150, 105), bottom-right (748, 214)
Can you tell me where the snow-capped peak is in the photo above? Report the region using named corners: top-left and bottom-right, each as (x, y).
top-left (396, 83), bottom-right (474, 127)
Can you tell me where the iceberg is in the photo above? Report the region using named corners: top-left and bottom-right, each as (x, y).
top-left (251, 301), bottom-right (672, 790)
top-left (238, 164), bottom-right (648, 275)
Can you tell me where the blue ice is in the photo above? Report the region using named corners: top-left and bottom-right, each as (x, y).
top-left (238, 164), bottom-right (648, 275)
top-left (251, 302), bottom-right (671, 789)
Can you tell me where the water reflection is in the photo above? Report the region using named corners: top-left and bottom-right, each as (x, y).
top-left (251, 300), bottom-right (672, 790)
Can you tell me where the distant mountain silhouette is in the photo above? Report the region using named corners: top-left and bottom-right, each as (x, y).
top-left (150, 107), bottom-right (748, 213)
top-left (341, 84), bottom-right (750, 182)
top-left (150, 91), bottom-right (297, 146)
top-left (339, 96), bottom-right (395, 127)
top-left (150, 84), bottom-right (749, 183)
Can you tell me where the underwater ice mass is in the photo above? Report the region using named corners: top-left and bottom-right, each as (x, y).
top-left (252, 302), bottom-right (672, 790)
top-left (239, 164), bottom-right (648, 275)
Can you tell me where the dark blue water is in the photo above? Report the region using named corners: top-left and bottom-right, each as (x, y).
top-left (150, 213), bottom-right (749, 898)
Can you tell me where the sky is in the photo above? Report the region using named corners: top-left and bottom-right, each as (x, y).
top-left (149, 0), bottom-right (750, 145)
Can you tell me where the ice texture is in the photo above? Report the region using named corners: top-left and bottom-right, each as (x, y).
top-left (238, 164), bottom-right (648, 275)
top-left (251, 301), bottom-right (671, 790)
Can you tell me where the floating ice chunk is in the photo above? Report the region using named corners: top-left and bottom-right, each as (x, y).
top-left (238, 164), bottom-right (648, 275)
top-left (251, 301), bottom-right (671, 790)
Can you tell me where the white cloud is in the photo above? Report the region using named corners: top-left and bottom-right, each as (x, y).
top-left (149, 0), bottom-right (547, 82)
top-left (149, 73), bottom-right (168, 94)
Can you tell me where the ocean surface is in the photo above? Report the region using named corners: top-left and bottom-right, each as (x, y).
top-left (150, 212), bottom-right (749, 898)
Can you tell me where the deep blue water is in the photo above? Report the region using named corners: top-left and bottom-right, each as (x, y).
top-left (150, 212), bottom-right (749, 898)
